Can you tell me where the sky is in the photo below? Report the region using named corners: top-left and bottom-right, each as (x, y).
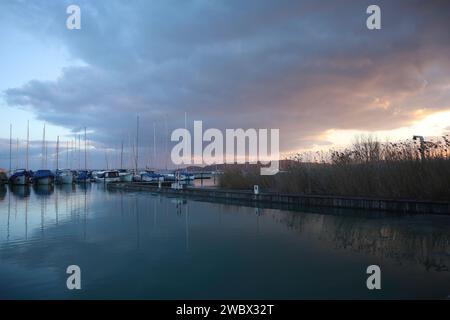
top-left (1, 0), bottom-right (450, 170)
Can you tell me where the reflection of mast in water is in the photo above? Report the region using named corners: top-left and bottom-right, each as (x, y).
top-left (120, 192), bottom-right (124, 217)
top-left (135, 196), bottom-right (140, 248)
top-left (41, 197), bottom-right (44, 237)
top-left (153, 198), bottom-right (157, 228)
top-left (69, 186), bottom-right (73, 219)
top-left (14, 191), bottom-right (17, 218)
top-left (165, 196), bottom-right (168, 216)
top-left (41, 195), bottom-right (48, 237)
top-left (83, 187), bottom-right (87, 240)
top-left (172, 198), bottom-right (189, 250)
top-left (65, 186), bottom-right (69, 219)
top-left (76, 186), bottom-right (80, 219)
top-left (185, 202), bottom-right (189, 251)
top-left (41, 199), bottom-right (45, 237)
top-left (55, 187), bottom-right (59, 225)
top-left (25, 196), bottom-right (28, 239)
top-left (7, 187), bottom-right (11, 241)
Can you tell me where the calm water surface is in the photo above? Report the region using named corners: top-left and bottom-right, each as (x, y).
top-left (0, 184), bottom-right (449, 299)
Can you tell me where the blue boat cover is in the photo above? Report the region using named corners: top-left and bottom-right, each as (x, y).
top-left (77, 171), bottom-right (90, 180)
top-left (142, 172), bottom-right (164, 178)
top-left (34, 170), bottom-right (55, 179)
top-left (10, 170), bottom-right (33, 180)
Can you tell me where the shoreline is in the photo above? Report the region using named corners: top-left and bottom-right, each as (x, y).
top-left (107, 182), bottom-right (450, 215)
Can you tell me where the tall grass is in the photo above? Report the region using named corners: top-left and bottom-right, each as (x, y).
top-left (219, 135), bottom-right (450, 201)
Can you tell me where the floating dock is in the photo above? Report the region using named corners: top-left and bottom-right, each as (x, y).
top-left (107, 182), bottom-right (450, 215)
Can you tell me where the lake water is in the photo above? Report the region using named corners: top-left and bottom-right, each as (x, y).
top-left (0, 183), bottom-right (449, 299)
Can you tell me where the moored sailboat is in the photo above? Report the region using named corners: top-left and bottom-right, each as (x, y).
top-left (140, 170), bottom-right (164, 182)
top-left (56, 169), bottom-right (74, 184)
top-left (95, 170), bottom-right (120, 183)
top-left (33, 170), bottom-right (55, 185)
top-left (118, 169), bottom-right (133, 182)
top-left (55, 136), bottom-right (73, 184)
top-left (9, 169), bottom-right (32, 185)
top-left (76, 170), bottom-right (91, 183)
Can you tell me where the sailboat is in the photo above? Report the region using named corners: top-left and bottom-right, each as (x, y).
top-left (76, 170), bottom-right (91, 183)
top-left (119, 169), bottom-right (133, 182)
top-left (9, 122), bottom-right (33, 185)
top-left (33, 124), bottom-right (54, 185)
top-left (118, 141), bottom-right (133, 182)
top-left (75, 128), bottom-right (91, 184)
top-left (56, 136), bottom-right (74, 184)
top-left (33, 169), bottom-right (55, 185)
top-left (95, 170), bottom-right (121, 183)
top-left (56, 169), bottom-right (73, 184)
top-left (140, 170), bottom-right (164, 182)
top-left (9, 169), bottom-right (31, 185)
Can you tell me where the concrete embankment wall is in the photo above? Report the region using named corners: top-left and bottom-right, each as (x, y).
top-left (107, 182), bottom-right (450, 215)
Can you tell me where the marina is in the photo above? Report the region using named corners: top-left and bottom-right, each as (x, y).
top-left (1, 1), bottom-right (450, 304)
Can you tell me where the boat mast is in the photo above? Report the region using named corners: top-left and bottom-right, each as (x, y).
top-left (26, 120), bottom-right (29, 171)
top-left (42, 124), bottom-right (46, 169)
top-left (45, 126), bottom-right (47, 169)
top-left (73, 138), bottom-right (75, 169)
top-left (120, 141), bottom-right (124, 170)
top-left (185, 111), bottom-right (191, 169)
top-left (56, 136), bottom-right (59, 171)
top-left (153, 122), bottom-right (156, 169)
top-left (78, 134), bottom-right (81, 170)
top-left (9, 124), bottom-right (12, 173)
top-left (164, 115), bottom-right (168, 170)
top-left (70, 139), bottom-right (73, 169)
top-left (135, 115), bottom-right (139, 173)
top-left (66, 140), bottom-right (69, 169)
top-left (84, 127), bottom-right (87, 170)
top-left (87, 138), bottom-right (89, 170)
top-left (128, 133), bottom-right (132, 170)
top-left (105, 150), bottom-right (109, 170)
top-left (16, 138), bottom-right (19, 170)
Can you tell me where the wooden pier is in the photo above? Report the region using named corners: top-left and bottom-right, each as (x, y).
top-left (106, 182), bottom-right (450, 215)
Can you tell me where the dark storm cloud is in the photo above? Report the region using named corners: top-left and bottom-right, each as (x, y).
top-left (2, 0), bottom-right (450, 158)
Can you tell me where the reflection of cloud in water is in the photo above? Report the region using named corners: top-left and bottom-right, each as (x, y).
top-left (1, 186), bottom-right (450, 299)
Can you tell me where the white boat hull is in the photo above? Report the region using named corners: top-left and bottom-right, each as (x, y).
top-left (57, 175), bottom-right (73, 184)
top-left (95, 177), bottom-right (120, 184)
top-left (119, 173), bottom-right (133, 182)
